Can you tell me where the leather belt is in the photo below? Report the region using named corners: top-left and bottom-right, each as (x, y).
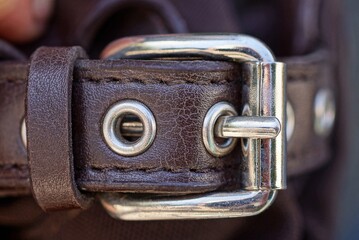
top-left (0, 34), bottom-right (335, 218)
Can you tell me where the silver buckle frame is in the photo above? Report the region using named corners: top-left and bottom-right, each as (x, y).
top-left (100, 34), bottom-right (287, 220)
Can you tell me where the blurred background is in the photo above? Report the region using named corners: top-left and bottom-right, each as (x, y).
top-left (336, 0), bottom-right (359, 239)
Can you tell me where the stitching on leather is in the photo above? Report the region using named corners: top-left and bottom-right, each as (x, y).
top-left (0, 79), bottom-right (25, 84)
top-left (0, 63), bottom-right (325, 84)
top-left (0, 61), bottom-right (326, 84)
top-left (78, 176), bottom-right (241, 187)
top-left (79, 168), bottom-right (241, 186)
top-left (0, 148), bottom-right (328, 174)
top-left (288, 147), bottom-right (330, 176)
top-left (287, 62), bottom-right (323, 82)
top-left (82, 165), bottom-right (240, 174)
top-left (288, 147), bottom-right (328, 160)
top-left (0, 164), bottom-right (29, 180)
top-left (0, 163), bottom-right (240, 175)
top-left (75, 77), bottom-right (235, 85)
top-left (0, 164), bottom-right (28, 169)
top-left (0, 77), bottom-right (234, 85)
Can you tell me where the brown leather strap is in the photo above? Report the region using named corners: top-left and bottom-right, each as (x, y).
top-left (284, 51), bottom-right (334, 176)
top-left (27, 47), bottom-right (92, 210)
top-left (0, 49), bottom-right (334, 200)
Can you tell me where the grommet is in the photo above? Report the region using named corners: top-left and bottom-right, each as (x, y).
top-left (203, 102), bottom-right (238, 157)
top-left (314, 89), bottom-right (336, 137)
top-left (102, 100), bottom-right (156, 156)
top-left (286, 101), bottom-right (295, 141)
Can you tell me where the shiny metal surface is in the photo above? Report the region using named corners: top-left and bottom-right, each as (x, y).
top-left (286, 101), bottom-right (295, 141)
top-left (101, 190), bottom-right (277, 220)
top-left (120, 118), bottom-right (143, 137)
top-left (100, 33), bottom-right (287, 220)
top-left (240, 63), bottom-right (261, 190)
top-left (260, 62), bottom-right (286, 189)
top-left (215, 116), bottom-right (281, 139)
top-left (203, 102), bottom-right (238, 157)
top-left (314, 89), bottom-right (336, 137)
top-left (239, 61), bottom-right (286, 190)
top-left (101, 34), bottom-right (275, 62)
top-left (21, 118), bottom-right (26, 148)
top-left (102, 100), bottom-right (156, 156)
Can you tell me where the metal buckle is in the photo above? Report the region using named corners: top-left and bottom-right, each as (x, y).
top-left (100, 34), bottom-right (287, 220)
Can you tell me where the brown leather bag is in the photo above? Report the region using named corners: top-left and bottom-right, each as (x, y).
top-left (0, 0), bottom-right (344, 239)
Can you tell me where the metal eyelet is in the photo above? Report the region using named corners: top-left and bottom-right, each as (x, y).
top-left (286, 101), bottom-right (295, 141)
top-left (102, 100), bottom-right (156, 156)
top-left (21, 118), bottom-right (27, 148)
top-left (314, 89), bottom-right (336, 137)
top-left (203, 102), bottom-right (238, 157)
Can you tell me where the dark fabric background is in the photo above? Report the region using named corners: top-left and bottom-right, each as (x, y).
top-left (335, 0), bottom-right (359, 239)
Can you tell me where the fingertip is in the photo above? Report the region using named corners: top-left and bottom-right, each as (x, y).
top-left (32, 0), bottom-right (54, 22)
top-left (0, 0), bottom-right (54, 43)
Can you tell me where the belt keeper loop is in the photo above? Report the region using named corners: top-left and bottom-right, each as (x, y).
top-left (26, 46), bottom-right (92, 211)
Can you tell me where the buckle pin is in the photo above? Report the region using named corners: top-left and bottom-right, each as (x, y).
top-left (215, 116), bottom-right (280, 139)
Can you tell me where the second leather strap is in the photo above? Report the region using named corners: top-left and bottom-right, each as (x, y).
top-left (27, 47), bottom-right (92, 211)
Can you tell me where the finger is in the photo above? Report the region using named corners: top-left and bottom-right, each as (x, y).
top-left (0, 0), bottom-right (54, 43)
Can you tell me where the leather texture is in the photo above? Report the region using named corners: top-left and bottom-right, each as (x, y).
top-left (27, 47), bottom-right (92, 210)
top-left (0, 50), bottom-right (333, 197)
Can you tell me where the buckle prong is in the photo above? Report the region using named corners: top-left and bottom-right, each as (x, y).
top-left (215, 116), bottom-right (281, 139)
